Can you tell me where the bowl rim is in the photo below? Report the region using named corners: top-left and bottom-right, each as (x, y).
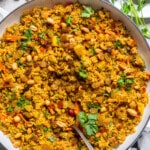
top-left (0, 0), bottom-right (150, 150)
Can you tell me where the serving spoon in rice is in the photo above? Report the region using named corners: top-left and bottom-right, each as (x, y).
top-left (73, 124), bottom-right (94, 150)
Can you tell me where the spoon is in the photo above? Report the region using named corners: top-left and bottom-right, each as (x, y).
top-left (73, 124), bottom-right (94, 150)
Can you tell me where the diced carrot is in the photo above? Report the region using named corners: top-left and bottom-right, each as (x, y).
top-left (99, 128), bottom-right (108, 133)
top-left (74, 102), bottom-right (80, 116)
top-left (4, 34), bottom-right (21, 42)
top-left (57, 101), bottom-right (63, 109)
top-left (0, 113), bottom-right (7, 124)
top-left (127, 39), bottom-right (136, 47)
top-left (99, 23), bottom-right (106, 29)
top-left (85, 34), bottom-right (95, 41)
top-left (47, 107), bottom-right (55, 115)
top-left (94, 26), bottom-right (101, 33)
top-left (3, 84), bottom-right (14, 88)
top-left (146, 73), bottom-right (150, 79)
top-left (18, 113), bottom-right (27, 123)
top-left (40, 47), bottom-right (46, 52)
top-left (105, 30), bottom-right (115, 36)
top-left (33, 36), bottom-right (39, 41)
top-left (0, 63), bottom-right (3, 71)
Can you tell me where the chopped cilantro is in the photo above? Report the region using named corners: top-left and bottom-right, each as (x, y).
top-left (78, 111), bottom-right (88, 125)
top-left (78, 111), bottom-right (98, 136)
top-left (81, 6), bottom-right (94, 18)
top-left (88, 103), bottom-right (101, 110)
top-left (77, 62), bottom-right (88, 79)
top-left (79, 71), bottom-right (88, 79)
top-left (39, 32), bottom-right (45, 39)
top-left (6, 105), bottom-right (14, 112)
top-left (66, 16), bottom-right (72, 25)
top-left (114, 41), bottom-right (122, 48)
top-left (48, 136), bottom-right (56, 142)
top-left (16, 59), bottom-right (26, 67)
top-left (20, 29), bottom-right (32, 50)
top-left (24, 29), bottom-right (32, 41)
top-left (17, 96), bottom-right (31, 108)
top-left (117, 73), bottom-right (134, 90)
top-left (117, 78), bottom-right (125, 87)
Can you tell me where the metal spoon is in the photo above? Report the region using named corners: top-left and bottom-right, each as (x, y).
top-left (73, 124), bottom-right (94, 150)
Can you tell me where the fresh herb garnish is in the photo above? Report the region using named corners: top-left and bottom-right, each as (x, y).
top-left (43, 127), bottom-right (52, 133)
top-left (90, 47), bottom-right (96, 56)
top-left (117, 73), bottom-right (134, 90)
top-left (78, 111), bottom-right (98, 136)
top-left (6, 105), bottom-right (14, 112)
top-left (111, 0), bottom-right (117, 4)
top-left (117, 78), bottom-right (125, 87)
top-left (16, 59), bottom-right (26, 67)
top-left (125, 78), bottom-right (134, 85)
top-left (17, 96), bottom-right (31, 108)
top-left (24, 29), bottom-right (32, 41)
top-left (103, 92), bottom-right (110, 97)
top-left (39, 32), bottom-right (45, 39)
top-left (137, 0), bottom-right (146, 11)
top-left (81, 6), bottom-right (94, 18)
top-left (88, 103), bottom-right (101, 110)
top-left (20, 29), bottom-right (32, 50)
top-left (77, 62), bottom-right (88, 79)
top-left (44, 111), bottom-right (50, 118)
top-left (79, 71), bottom-right (88, 79)
top-left (78, 111), bottom-right (88, 125)
top-left (66, 16), bottom-right (72, 25)
top-left (141, 28), bottom-right (150, 39)
top-left (48, 136), bottom-right (56, 142)
top-left (114, 41), bottom-right (122, 48)
top-left (112, 0), bottom-right (150, 39)
top-left (121, 2), bottom-right (131, 14)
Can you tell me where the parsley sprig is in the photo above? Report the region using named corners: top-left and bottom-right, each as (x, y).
top-left (112, 0), bottom-right (150, 39)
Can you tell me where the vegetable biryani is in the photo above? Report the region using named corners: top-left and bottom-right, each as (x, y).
top-left (0, 3), bottom-right (150, 150)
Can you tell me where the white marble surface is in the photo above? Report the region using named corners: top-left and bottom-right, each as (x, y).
top-left (0, 0), bottom-right (150, 149)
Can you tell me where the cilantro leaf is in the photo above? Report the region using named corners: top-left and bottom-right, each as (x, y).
top-left (81, 6), bottom-right (94, 18)
top-left (141, 28), bottom-right (150, 39)
top-left (137, 0), bottom-right (146, 11)
top-left (24, 29), bottom-right (32, 41)
top-left (78, 112), bottom-right (98, 136)
top-left (88, 103), bottom-right (101, 110)
top-left (84, 124), bottom-right (98, 136)
top-left (78, 111), bottom-right (87, 125)
top-left (79, 71), bottom-right (88, 79)
top-left (39, 32), bottom-right (45, 39)
top-left (114, 41), bottom-right (122, 48)
top-left (6, 105), bottom-right (14, 112)
top-left (125, 78), bottom-right (134, 85)
top-left (66, 16), bottom-right (72, 26)
top-left (87, 113), bottom-right (98, 121)
top-left (17, 96), bottom-right (31, 108)
top-left (121, 2), bottom-right (130, 15)
top-left (117, 78), bottom-right (125, 87)
top-left (48, 136), bottom-right (56, 142)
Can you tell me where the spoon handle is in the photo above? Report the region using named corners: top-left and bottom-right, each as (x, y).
top-left (73, 124), bottom-right (94, 150)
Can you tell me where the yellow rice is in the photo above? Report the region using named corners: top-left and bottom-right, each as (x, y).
top-left (0, 3), bottom-right (149, 150)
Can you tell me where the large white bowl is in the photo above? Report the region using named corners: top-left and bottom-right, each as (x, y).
top-left (0, 0), bottom-right (150, 149)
